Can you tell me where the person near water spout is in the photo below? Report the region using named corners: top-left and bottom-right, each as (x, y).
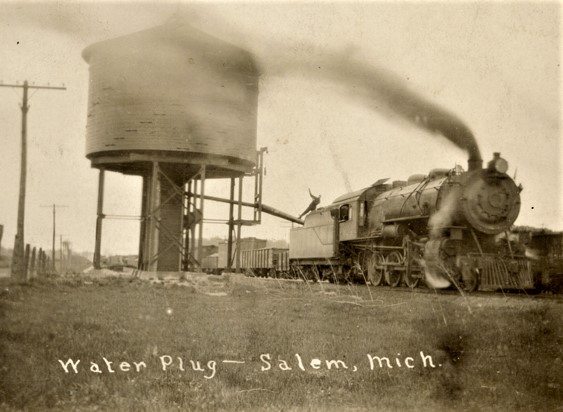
top-left (299, 189), bottom-right (321, 219)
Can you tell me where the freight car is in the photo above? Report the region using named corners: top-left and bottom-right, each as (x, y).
top-left (201, 247), bottom-right (290, 277)
top-left (289, 153), bottom-right (533, 292)
top-left (529, 232), bottom-right (563, 293)
top-left (200, 237), bottom-right (291, 277)
top-left (504, 229), bottom-right (563, 293)
top-left (240, 248), bottom-right (290, 277)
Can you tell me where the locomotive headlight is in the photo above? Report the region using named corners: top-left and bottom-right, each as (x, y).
top-left (488, 152), bottom-right (509, 174)
top-left (494, 157), bottom-right (508, 174)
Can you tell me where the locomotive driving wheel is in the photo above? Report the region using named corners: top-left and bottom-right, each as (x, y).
top-left (366, 252), bottom-right (385, 286)
top-left (385, 251), bottom-right (403, 287)
top-left (404, 263), bottom-right (421, 288)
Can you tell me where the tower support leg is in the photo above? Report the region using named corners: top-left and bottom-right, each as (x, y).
top-left (93, 168), bottom-right (105, 269)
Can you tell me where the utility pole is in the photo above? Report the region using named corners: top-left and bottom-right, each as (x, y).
top-left (60, 235), bottom-right (63, 273)
top-left (40, 204), bottom-right (68, 272)
top-left (62, 240), bottom-right (72, 273)
top-left (0, 80), bottom-right (65, 280)
top-left (59, 234), bottom-right (71, 273)
top-left (0, 224), bottom-right (3, 259)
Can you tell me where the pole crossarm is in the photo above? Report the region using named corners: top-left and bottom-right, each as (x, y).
top-left (0, 83), bottom-right (66, 90)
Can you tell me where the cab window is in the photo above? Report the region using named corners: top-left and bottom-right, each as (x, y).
top-left (339, 204), bottom-right (350, 222)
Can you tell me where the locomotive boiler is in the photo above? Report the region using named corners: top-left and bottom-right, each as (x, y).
top-left (289, 153), bottom-right (532, 291)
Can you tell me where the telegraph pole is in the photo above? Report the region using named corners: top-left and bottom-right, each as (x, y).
top-left (40, 204), bottom-right (68, 272)
top-left (62, 240), bottom-right (72, 273)
top-left (60, 235), bottom-right (63, 273)
top-left (0, 80), bottom-right (65, 279)
top-left (0, 224), bottom-right (3, 259)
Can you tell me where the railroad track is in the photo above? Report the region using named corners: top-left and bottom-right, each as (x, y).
top-left (365, 284), bottom-right (562, 300)
top-left (250, 275), bottom-right (562, 300)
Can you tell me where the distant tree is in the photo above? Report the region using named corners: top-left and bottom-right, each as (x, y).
top-left (512, 225), bottom-right (558, 235)
top-left (202, 236), bottom-right (225, 246)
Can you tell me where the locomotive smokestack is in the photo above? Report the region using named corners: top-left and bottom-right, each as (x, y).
top-left (468, 157), bottom-right (483, 172)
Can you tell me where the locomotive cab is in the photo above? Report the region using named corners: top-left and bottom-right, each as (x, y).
top-left (331, 186), bottom-right (382, 241)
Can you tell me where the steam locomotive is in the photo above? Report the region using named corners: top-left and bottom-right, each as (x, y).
top-left (288, 152), bottom-right (531, 291)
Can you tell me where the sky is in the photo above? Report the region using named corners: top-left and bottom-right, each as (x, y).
top-left (0, 0), bottom-right (561, 256)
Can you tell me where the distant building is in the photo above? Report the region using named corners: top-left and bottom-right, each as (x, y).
top-left (102, 255), bottom-right (139, 269)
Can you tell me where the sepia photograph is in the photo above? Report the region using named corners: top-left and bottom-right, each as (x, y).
top-left (0, 1), bottom-right (561, 411)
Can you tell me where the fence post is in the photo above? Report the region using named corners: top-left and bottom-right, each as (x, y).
top-left (42, 251), bottom-right (47, 276)
top-left (38, 249), bottom-right (42, 276)
top-left (30, 247), bottom-right (36, 278)
top-left (23, 243), bottom-right (31, 282)
top-left (38, 248), bottom-right (43, 275)
top-left (23, 244), bottom-right (31, 282)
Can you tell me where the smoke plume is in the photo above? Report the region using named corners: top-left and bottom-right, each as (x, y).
top-left (428, 187), bottom-right (460, 239)
top-left (424, 188), bottom-right (462, 289)
top-left (424, 261), bottom-right (453, 289)
top-left (260, 47), bottom-right (482, 167)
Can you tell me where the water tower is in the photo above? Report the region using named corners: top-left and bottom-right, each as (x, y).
top-left (83, 18), bottom-right (265, 272)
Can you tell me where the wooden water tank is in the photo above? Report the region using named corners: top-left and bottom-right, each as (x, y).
top-left (83, 18), bottom-right (259, 178)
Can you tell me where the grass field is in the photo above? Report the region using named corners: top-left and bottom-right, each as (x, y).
top-left (0, 273), bottom-right (561, 411)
